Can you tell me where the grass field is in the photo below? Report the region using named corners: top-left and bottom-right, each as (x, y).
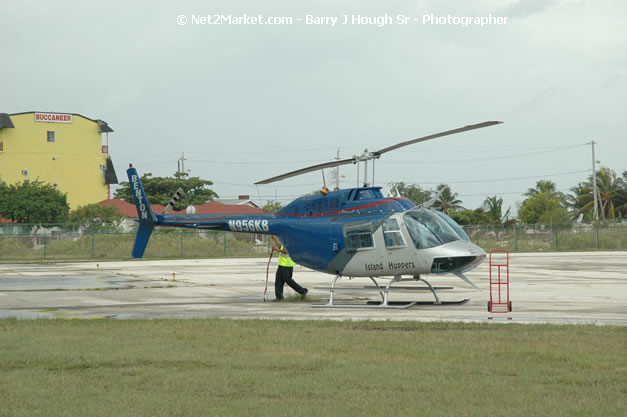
top-left (0, 319), bottom-right (625, 417)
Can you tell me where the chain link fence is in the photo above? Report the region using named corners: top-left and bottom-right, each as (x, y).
top-left (462, 223), bottom-right (627, 252)
top-left (1, 222), bottom-right (626, 262)
top-left (0, 224), bottom-right (272, 262)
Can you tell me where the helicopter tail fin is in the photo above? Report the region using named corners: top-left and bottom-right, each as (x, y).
top-left (127, 166), bottom-right (157, 258)
top-left (132, 222), bottom-right (154, 258)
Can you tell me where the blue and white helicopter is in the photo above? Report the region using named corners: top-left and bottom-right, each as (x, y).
top-left (128, 121), bottom-right (502, 308)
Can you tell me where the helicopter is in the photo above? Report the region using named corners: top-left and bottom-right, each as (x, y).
top-left (127, 121), bottom-right (502, 308)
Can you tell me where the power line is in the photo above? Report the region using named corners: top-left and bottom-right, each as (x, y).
top-left (213, 180), bottom-right (351, 188)
top-left (221, 187), bottom-right (576, 202)
top-left (186, 158), bottom-right (327, 165)
top-left (399, 169), bottom-right (591, 185)
top-left (213, 169), bottom-right (590, 205)
top-left (457, 188), bottom-right (572, 198)
top-left (384, 143), bottom-right (589, 164)
top-left (117, 143), bottom-right (589, 167)
top-left (239, 169), bottom-right (590, 188)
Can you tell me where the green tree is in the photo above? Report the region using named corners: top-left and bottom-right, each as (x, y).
top-left (388, 182), bottom-right (432, 205)
top-left (482, 195), bottom-right (511, 225)
top-left (524, 179), bottom-right (559, 197)
top-left (69, 204), bottom-right (124, 232)
top-left (519, 192), bottom-right (570, 224)
top-left (263, 201), bottom-right (284, 213)
top-left (0, 180), bottom-right (69, 224)
top-left (568, 167), bottom-right (625, 221)
top-left (525, 180), bottom-right (566, 207)
top-left (432, 184), bottom-right (463, 212)
top-left (446, 208), bottom-right (489, 225)
top-left (620, 171), bottom-right (627, 218)
top-left (114, 172), bottom-right (218, 210)
top-left (538, 207), bottom-right (572, 225)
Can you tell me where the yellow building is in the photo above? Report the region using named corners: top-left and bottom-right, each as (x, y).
top-left (0, 111), bottom-right (117, 209)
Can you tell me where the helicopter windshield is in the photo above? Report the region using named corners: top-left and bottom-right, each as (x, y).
top-left (432, 210), bottom-right (471, 242)
top-left (403, 209), bottom-right (461, 249)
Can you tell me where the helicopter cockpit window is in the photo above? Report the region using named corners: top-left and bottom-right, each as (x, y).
top-left (344, 221), bottom-right (375, 251)
top-left (382, 218), bottom-right (406, 248)
top-left (403, 214), bottom-right (441, 249)
top-left (403, 209), bottom-right (461, 249)
top-left (354, 189), bottom-right (383, 201)
top-left (432, 210), bottom-right (471, 241)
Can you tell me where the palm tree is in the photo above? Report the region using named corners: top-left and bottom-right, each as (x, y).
top-left (524, 180), bottom-right (566, 205)
top-left (619, 171), bottom-right (627, 218)
top-left (568, 167), bottom-right (625, 220)
top-left (482, 195), bottom-right (511, 225)
top-left (597, 168), bottom-right (626, 219)
top-left (432, 184), bottom-right (463, 212)
top-left (567, 181), bottom-right (590, 219)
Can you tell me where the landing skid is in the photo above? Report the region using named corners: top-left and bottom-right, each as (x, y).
top-left (312, 274), bottom-right (469, 309)
top-left (366, 299), bottom-right (470, 307)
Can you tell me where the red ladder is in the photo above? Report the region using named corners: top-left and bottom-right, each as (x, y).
top-left (488, 250), bottom-right (512, 313)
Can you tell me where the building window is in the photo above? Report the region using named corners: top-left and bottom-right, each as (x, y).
top-left (47, 131), bottom-right (56, 142)
top-left (0, 141), bottom-right (3, 152)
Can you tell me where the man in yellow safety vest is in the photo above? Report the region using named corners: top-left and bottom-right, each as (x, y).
top-left (271, 235), bottom-right (308, 301)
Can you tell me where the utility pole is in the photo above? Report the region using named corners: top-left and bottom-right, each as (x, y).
top-left (177, 152), bottom-right (186, 174)
top-left (590, 141), bottom-right (598, 222)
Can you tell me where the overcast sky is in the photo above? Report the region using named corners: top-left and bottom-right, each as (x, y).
top-left (2, 0), bottom-right (625, 213)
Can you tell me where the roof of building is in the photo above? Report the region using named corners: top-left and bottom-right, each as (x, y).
top-left (193, 201), bottom-right (264, 214)
top-left (6, 111), bottom-right (113, 132)
top-left (0, 199), bottom-right (265, 224)
top-left (214, 198), bottom-right (261, 209)
top-left (98, 199), bottom-right (166, 217)
top-left (0, 113), bottom-right (15, 128)
top-left (98, 199), bottom-right (264, 217)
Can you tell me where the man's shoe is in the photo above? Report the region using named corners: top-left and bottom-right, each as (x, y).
top-left (301, 289), bottom-right (308, 300)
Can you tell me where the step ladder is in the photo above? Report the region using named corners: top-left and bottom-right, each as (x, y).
top-left (488, 249), bottom-right (512, 313)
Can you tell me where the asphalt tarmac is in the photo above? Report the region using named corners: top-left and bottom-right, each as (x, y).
top-left (1, 252), bottom-right (625, 324)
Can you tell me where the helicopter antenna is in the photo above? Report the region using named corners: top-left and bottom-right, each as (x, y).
top-left (255, 121), bottom-right (503, 185)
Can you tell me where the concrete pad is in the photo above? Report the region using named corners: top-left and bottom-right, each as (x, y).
top-left (0, 252), bottom-right (625, 324)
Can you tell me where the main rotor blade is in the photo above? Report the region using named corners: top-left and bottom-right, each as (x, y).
top-left (255, 158), bottom-right (356, 185)
top-left (255, 121), bottom-right (502, 185)
top-left (373, 121), bottom-right (502, 156)
top-left (418, 186), bottom-right (444, 210)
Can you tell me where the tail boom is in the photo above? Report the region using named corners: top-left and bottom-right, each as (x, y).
top-left (127, 166), bottom-right (156, 258)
